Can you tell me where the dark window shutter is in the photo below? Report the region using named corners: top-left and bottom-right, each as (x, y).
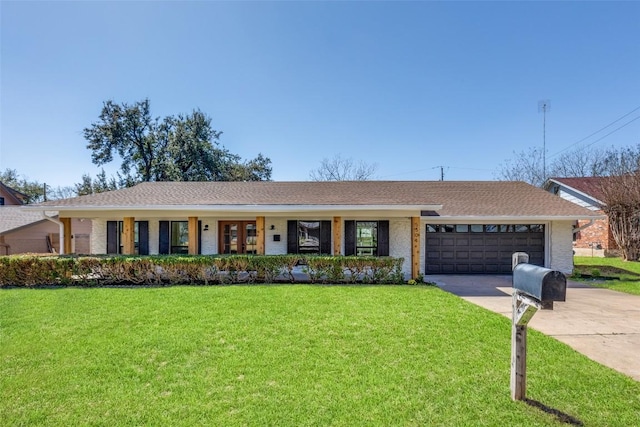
top-left (320, 220), bottom-right (331, 254)
top-left (378, 220), bottom-right (389, 256)
top-left (159, 221), bottom-right (170, 254)
top-left (106, 221), bottom-right (118, 254)
top-left (138, 221), bottom-right (149, 255)
top-left (287, 220), bottom-right (298, 254)
top-left (198, 220), bottom-right (202, 255)
top-left (344, 220), bottom-right (355, 256)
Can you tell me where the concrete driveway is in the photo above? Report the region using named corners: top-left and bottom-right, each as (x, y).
top-left (428, 275), bottom-right (640, 382)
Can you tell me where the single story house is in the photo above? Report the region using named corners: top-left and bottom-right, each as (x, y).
top-left (544, 177), bottom-right (616, 257)
top-left (0, 181), bottom-right (91, 255)
top-left (27, 181), bottom-right (603, 278)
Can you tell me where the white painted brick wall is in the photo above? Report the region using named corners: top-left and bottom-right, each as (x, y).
top-left (199, 218), bottom-right (216, 254)
top-left (265, 217), bottom-right (289, 255)
top-left (91, 219), bottom-right (107, 254)
top-left (90, 217), bottom-right (572, 278)
top-left (549, 220), bottom-right (574, 274)
top-left (264, 218), bottom-right (412, 278)
top-left (389, 218), bottom-right (411, 279)
top-left (148, 219), bottom-right (159, 254)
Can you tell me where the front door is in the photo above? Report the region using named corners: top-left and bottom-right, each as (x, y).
top-left (219, 221), bottom-right (257, 254)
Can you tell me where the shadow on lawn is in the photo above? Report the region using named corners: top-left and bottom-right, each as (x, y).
top-left (524, 398), bottom-right (584, 426)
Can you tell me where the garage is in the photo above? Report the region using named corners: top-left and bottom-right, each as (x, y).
top-left (425, 224), bottom-right (545, 274)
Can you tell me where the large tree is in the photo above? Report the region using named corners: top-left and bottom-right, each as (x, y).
top-left (599, 171), bottom-right (640, 261)
top-left (309, 154), bottom-right (378, 181)
top-left (83, 99), bottom-right (272, 184)
top-left (74, 169), bottom-right (120, 196)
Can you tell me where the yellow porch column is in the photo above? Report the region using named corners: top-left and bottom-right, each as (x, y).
top-left (188, 217), bottom-right (199, 255)
top-left (122, 217), bottom-right (135, 255)
top-left (256, 216), bottom-right (265, 255)
top-left (60, 217), bottom-right (72, 255)
top-left (411, 217), bottom-right (420, 279)
top-left (333, 216), bottom-right (342, 255)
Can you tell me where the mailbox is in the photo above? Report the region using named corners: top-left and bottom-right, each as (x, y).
top-left (512, 263), bottom-right (567, 308)
top-left (510, 262), bottom-right (567, 401)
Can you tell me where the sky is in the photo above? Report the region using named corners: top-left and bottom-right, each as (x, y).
top-left (1, 1), bottom-right (639, 189)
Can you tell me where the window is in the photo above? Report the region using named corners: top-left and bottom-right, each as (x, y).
top-left (345, 220), bottom-right (389, 256)
top-left (356, 221), bottom-right (378, 256)
top-left (426, 225), bottom-right (455, 233)
top-left (298, 221), bottom-right (320, 253)
top-left (426, 224), bottom-right (544, 234)
top-left (0, 197), bottom-right (4, 206)
top-left (287, 220), bottom-right (331, 254)
top-left (159, 220), bottom-right (200, 254)
top-left (171, 221), bottom-right (189, 254)
top-left (106, 221), bottom-right (149, 255)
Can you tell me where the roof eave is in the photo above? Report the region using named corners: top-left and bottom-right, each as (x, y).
top-left (546, 179), bottom-right (605, 206)
top-left (25, 204), bottom-right (444, 212)
top-left (423, 214), bottom-right (607, 221)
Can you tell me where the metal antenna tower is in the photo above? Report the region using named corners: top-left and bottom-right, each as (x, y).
top-left (538, 100), bottom-right (551, 181)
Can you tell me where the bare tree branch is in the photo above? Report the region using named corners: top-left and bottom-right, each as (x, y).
top-left (599, 172), bottom-right (640, 261)
top-left (309, 154), bottom-right (378, 181)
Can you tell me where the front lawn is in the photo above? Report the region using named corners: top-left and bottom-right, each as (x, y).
top-left (574, 256), bottom-right (640, 295)
top-left (1, 286), bottom-right (638, 426)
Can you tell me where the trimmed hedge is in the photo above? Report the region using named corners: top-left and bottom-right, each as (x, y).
top-left (0, 254), bottom-right (405, 287)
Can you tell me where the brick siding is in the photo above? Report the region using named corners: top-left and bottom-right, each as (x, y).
top-left (574, 211), bottom-right (617, 250)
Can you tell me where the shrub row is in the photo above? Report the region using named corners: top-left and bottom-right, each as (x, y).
top-left (0, 254), bottom-right (405, 287)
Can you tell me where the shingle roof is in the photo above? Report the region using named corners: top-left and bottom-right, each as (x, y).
top-left (31, 181), bottom-right (601, 219)
top-left (0, 207), bottom-right (49, 234)
top-left (547, 177), bottom-right (610, 203)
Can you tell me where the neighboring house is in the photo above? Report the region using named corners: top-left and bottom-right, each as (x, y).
top-left (544, 177), bottom-right (616, 257)
top-left (0, 181), bottom-right (29, 206)
top-left (28, 181), bottom-right (603, 277)
top-left (0, 181), bottom-right (92, 255)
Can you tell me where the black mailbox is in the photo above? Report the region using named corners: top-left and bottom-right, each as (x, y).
top-left (513, 263), bottom-right (567, 308)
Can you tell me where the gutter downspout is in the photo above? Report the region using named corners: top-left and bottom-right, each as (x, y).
top-left (573, 219), bottom-right (595, 236)
top-left (42, 212), bottom-right (64, 255)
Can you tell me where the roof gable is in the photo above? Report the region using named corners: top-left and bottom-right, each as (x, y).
top-left (546, 177), bottom-right (610, 204)
top-left (0, 181), bottom-right (28, 205)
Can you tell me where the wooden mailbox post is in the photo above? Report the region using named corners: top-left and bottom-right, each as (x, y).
top-left (511, 260), bottom-right (567, 401)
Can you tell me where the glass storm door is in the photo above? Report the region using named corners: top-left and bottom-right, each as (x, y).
top-left (219, 221), bottom-right (257, 254)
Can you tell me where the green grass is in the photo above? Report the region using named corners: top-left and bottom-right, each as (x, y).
top-left (574, 256), bottom-right (640, 295)
top-left (1, 286), bottom-right (639, 426)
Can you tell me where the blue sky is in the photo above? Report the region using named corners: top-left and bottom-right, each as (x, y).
top-left (1, 1), bottom-right (639, 188)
